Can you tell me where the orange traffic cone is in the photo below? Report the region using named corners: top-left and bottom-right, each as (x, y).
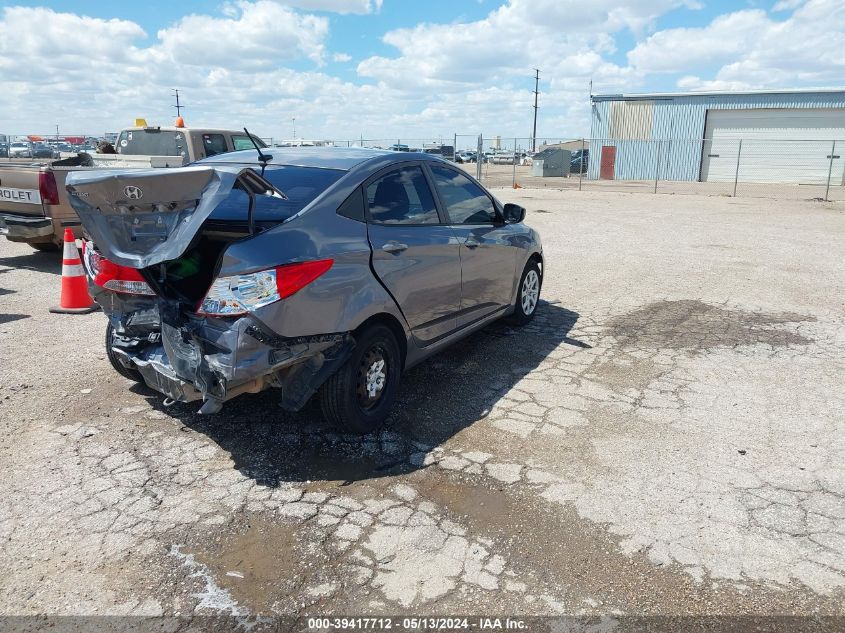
top-left (513, 182), bottom-right (523, 189)
top-left (49, 228), bottom-right (98, 314)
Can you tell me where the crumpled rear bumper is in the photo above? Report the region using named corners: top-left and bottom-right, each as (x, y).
top-left (105, 294), bottom-right (353, 414)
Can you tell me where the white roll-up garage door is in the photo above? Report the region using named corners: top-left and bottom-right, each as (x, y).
top-left (700, 108), bottom-right (845, 184)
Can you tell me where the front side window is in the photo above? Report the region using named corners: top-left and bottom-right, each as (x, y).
top-left (202, 134), bottom-right (229, 157)
top-left (429, 165), bottom-right (496, 224)
top-left (366, 166), bottom-right (439, 225)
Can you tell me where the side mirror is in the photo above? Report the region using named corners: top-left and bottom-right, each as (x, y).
top-left (502, 203), bottom-right (526, 224)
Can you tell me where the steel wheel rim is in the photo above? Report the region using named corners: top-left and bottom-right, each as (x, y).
top-left (357, 346), bottom-right (387, 410)
top-left (521, 269), bottom-right (539, 315)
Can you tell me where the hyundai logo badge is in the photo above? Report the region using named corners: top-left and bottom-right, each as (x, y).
top-left (124, 185), bottom-right (143, 200)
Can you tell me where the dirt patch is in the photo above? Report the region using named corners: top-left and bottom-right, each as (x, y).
top-left (188, 517), bottom-right (319, 614)
top-left (607, 300), bottom-right (814, 350)
top-left (413, 469), bottom-right (845, 616)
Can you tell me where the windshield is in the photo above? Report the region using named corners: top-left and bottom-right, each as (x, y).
top-left (208, 165), bottom-right (346, 224)
top-left (116, 129), bottom-right (189, 157)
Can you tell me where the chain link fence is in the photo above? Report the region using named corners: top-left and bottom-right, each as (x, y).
top-left (4, 130), bottom-right (843, 201)
top-left (445, 136), bottom-right (845, 202)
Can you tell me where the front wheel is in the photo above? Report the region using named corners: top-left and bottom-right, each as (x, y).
top-left (506, 261), bottom-right (542, 326)
top-left (319, 324), bottom-right (402, 434)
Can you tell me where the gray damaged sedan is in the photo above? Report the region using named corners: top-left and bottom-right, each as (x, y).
top-left (67, 148), bottom-right (543, 432)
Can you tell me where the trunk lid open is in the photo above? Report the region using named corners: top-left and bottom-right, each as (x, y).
top-left (66, 165), bottom-right (278, 269)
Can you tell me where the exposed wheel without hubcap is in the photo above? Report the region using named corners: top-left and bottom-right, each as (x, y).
top-left (521, 269), bottom-right (540, 315)
top-left (357, 347), bottom-right (387, 409)
top-left (319, 324), bottom-right (401, 434)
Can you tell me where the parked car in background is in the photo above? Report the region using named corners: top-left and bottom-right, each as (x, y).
top-left (31, 144), bottom-right (58, 159)
top-left (455, 151), bottom-right (476, 163)
top-left (69, 147), bottom-right (543, 431)
top-left (8, 142), bottom-right (32, 159)
top-left (0, 144), bottom-right (8, 158)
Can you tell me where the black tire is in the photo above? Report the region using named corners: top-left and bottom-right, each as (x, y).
top-left (319, 324), bottom-right (402, 434)
top-left (30, 242), bottom-right (60, 252)
top-left (106, 323), bottom-right (144, 382)
top-left (506, 260), bottom-right (542, 326)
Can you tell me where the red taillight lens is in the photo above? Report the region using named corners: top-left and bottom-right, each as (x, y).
top-left (38, 171), bottom-right (60, 205)
top-left (275, 259), bottom-right (334, 300)
top-left (83, 244), bottom-right (155, 296)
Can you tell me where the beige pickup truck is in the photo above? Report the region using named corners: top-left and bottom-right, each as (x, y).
top-left (0, 125), bottom-right (265, 250)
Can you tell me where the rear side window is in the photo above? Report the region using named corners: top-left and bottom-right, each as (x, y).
top-left (202, 134), bottom-right (228, 157)
top-left (366, 166), bottom-right (439, 225)
top-left (429, 165), bottom-right (496, 224)
top-left (232, 135), bottom-right (266, 151)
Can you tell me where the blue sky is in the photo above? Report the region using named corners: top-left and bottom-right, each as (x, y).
top-left (0, 0), bottom-right (841, 140)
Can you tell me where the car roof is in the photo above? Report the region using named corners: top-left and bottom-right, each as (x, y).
top-left (120, 126), bottom-right (251, 134)
top-left (199, 146), bottom-right (398, 170)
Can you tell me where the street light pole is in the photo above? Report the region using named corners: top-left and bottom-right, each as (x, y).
top-left (292, 117), bottom-right (296, 139)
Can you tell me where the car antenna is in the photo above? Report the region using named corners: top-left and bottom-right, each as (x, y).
top-left (243, 127), bottom-right (272, 175)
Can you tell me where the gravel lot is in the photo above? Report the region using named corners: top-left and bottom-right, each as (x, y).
top-left (1, 189), bottom-right (844, 625)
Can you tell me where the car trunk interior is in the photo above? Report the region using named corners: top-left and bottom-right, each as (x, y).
top-left (142, 221), bottom-right (259, 306)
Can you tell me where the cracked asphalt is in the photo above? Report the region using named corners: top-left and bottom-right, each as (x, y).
top-left (0, 189), bottom-right (844, 625)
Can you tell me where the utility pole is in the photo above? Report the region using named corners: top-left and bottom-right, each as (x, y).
top-left (532, 68), bottom-right (540, 153)
top-left (172, 89), bottom-right (185, 117)
top-left (292, 117), bottom-right (296, 138)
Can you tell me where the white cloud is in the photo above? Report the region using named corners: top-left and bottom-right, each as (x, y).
top-left (628, 0), bottom-right (845, 90)
top-left (627, 10), bottom-right (768, 74)
top-left (0, 0), bottom-right (842, 142)
top-left (773, 0), bottom-right (804, 11)
top-left (267, 0), bottom-right (382, 13)
top-left (155, 1), bottom-right (329, 68)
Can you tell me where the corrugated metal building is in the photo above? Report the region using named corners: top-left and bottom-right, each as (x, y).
top-left (588, 88), bottom-right (845, 183)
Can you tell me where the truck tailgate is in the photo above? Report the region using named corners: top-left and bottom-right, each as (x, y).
top-left (0, 165), bottom-right (47, 218)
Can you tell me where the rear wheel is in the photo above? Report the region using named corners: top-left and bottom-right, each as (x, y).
top-left (30, 242), bottom-right (59, 252)
top-left (506, 261), bottom-right (542, 326)
top-left (319, 324), bottom-right (401, 434)
top-left (105, 323), bottom-right (143, 382)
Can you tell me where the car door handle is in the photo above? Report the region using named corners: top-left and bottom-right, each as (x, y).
top-left (464, 238), bottom-right (480, 248)
top-left (382, 241), bottom-right (408, 253)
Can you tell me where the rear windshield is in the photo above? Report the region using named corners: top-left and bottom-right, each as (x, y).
top-left (208, 165), bottom-right (345, 224)
top-left (116, 130), bottom-right (189, 157)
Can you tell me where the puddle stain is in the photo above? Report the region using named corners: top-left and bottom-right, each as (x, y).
top-left (607, 300), bottom-right (814, 350)
top-left (412, 469), bottom-right (845, 616)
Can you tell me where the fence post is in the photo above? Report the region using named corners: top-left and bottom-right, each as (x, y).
top-left (733, 139), bottom-right (742, 197)
top-left (512, 138), bottom-right (517, 188)
top-left (476, 135), bottom-right (483, 180)
top-left (825, 140), bottom-right (836, 202)
top-left (653, 140), bottom-right (662, 194)
top-left (579, 138), bottom-right (584, 191)
top-left (453, 133), bottom-right (457, 160)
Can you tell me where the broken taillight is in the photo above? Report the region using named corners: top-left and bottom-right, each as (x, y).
top-left (82, 243), bottom-right (155, 296)
top-left (198, 259), bottom-right (333, 316)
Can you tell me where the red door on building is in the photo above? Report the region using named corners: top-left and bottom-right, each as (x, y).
top-left (600, 146), bottom-right (616, 180)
